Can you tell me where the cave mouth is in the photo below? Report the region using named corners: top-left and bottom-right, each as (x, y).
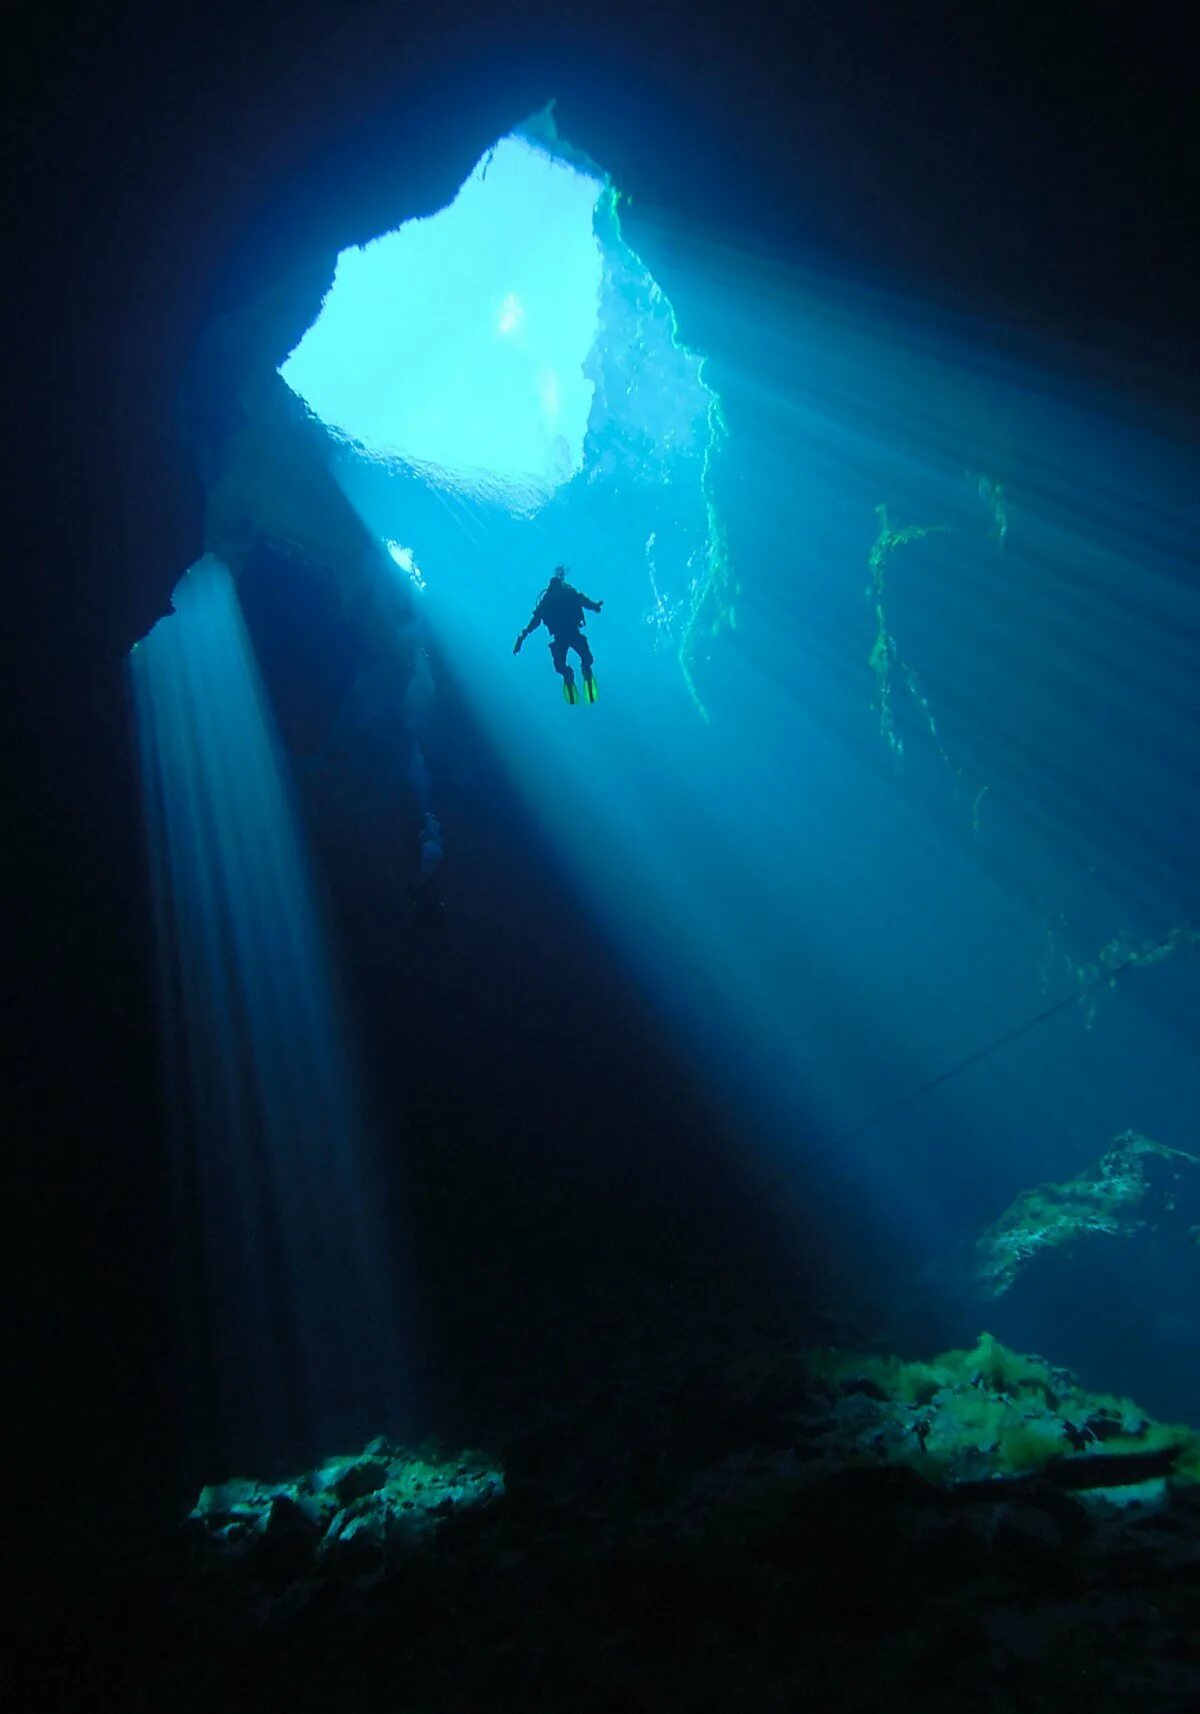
top-left (276, 109), bottom-right (732, 716)
top-left (280, 127), bottom-right (608, 513)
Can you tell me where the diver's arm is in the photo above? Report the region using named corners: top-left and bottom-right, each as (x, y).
top-left (580, 593), bottom-right (603, 613)
top-left (513, 608), bottom-right (541, 654)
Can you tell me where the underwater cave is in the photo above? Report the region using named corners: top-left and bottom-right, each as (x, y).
top-left (12, 13), bottom-right (1200, 1709)
top-left (130, 106), bottom-right (741, 1482)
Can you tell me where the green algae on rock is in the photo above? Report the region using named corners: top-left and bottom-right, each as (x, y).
top-left (974, 1131), bottom-right (1200, 1300)
top-left (804, 1333), bottom-right (1200, 1494)
top-left (190, 1439), bottom-right (504, 1584)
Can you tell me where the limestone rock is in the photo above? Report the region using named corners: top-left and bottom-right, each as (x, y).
top-left (975, 1131), bottom-right (1200, 1300)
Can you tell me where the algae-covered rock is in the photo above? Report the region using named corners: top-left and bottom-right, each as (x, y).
top-left (968, 1133), bottom-right (1200, 1425)
top-left (330, 1457), bottom-right (388, 1506)
top-left (194, 1476), bottom-right (275, 1521)
top-left (804, 1333), bottom-right (1200, 1494)
top-left (975, 1131), bottom-right (1200, 1300)
top-left (186, 1439), bottom-right (504, 1589)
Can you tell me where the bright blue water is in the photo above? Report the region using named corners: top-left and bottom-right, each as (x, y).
top-left (137, 125), bottom-right (1200, 1470)
top-left (292, 143), bottom-right (1200, 1408)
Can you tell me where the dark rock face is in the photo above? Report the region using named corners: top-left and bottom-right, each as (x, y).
top-left (247, 1496), bottom-right (320, 1576)
top-left (331, 1459), bottom-right (389, 1506)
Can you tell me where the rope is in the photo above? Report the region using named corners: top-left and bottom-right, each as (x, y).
top-left (835, 934), bottom-right (1186, 1148)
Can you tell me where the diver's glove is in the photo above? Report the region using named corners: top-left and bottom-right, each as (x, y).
top-left (513, 634), bottom-right (524, 654)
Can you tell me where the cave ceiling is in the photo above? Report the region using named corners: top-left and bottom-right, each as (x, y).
top-left (6, 0), bottom-right (1196, 677)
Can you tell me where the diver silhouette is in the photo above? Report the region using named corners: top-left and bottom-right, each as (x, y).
top-left (513, 566), bottom-right (603, 704)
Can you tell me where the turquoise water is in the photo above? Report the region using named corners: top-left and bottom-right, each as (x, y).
top-left (135, 122), bottom-right (1200, 1475)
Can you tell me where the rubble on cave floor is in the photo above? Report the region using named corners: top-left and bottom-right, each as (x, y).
top-left (799, 1330), bottom-right (1200, 1492)
top-left (23, 1332), bottom-right (1200, 1712)
top-left (187, 1439), bottom-right (503, 1602)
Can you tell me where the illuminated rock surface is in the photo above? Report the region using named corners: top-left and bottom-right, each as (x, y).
top-left (188, 1442), bottom-right (504, 1599)
top-left (976, 1131), bottom-right (1200, 1301)
top-left (970, 1134), bottom-right (1200, 1428)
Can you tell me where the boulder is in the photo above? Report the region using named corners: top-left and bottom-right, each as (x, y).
top-left (331, 1458), bottom-right (389, 1507)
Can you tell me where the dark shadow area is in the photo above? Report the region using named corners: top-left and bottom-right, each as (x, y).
top-left (285, 596), bottom-right (849, 1447)
top-left (238, 540), bottom-right (369, 756)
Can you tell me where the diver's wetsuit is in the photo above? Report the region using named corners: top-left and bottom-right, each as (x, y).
top-left (519, 579), bottom-right (601, 688)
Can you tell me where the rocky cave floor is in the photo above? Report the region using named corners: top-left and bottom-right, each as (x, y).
top-left (18, 1309), bottom-right (1200, 1714)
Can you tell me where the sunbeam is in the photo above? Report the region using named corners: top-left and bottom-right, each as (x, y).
top-left (131, 557), bottom-right (405, 1476)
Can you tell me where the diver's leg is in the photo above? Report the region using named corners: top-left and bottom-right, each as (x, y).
top-left (550, 635), bottom-right (573, 687)
top-left (574, 633), bottom-right (595, 687)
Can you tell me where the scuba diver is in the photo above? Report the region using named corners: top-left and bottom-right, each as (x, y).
top-left (513, 566), bottom-right (603, 704)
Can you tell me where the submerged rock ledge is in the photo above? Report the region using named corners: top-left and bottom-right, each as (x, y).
top-left (130, 1333), bottom-right (1200, 1711)
top-left (802, 1332), bottom-right (1200, 1495)
top-left (188, 1440), bottom-right (504, 1592)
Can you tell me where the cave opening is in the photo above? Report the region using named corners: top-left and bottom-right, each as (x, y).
top-left (276, 109), bottom-right (731, 718)
top-left (281, 130), bottom-right (606, 510)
